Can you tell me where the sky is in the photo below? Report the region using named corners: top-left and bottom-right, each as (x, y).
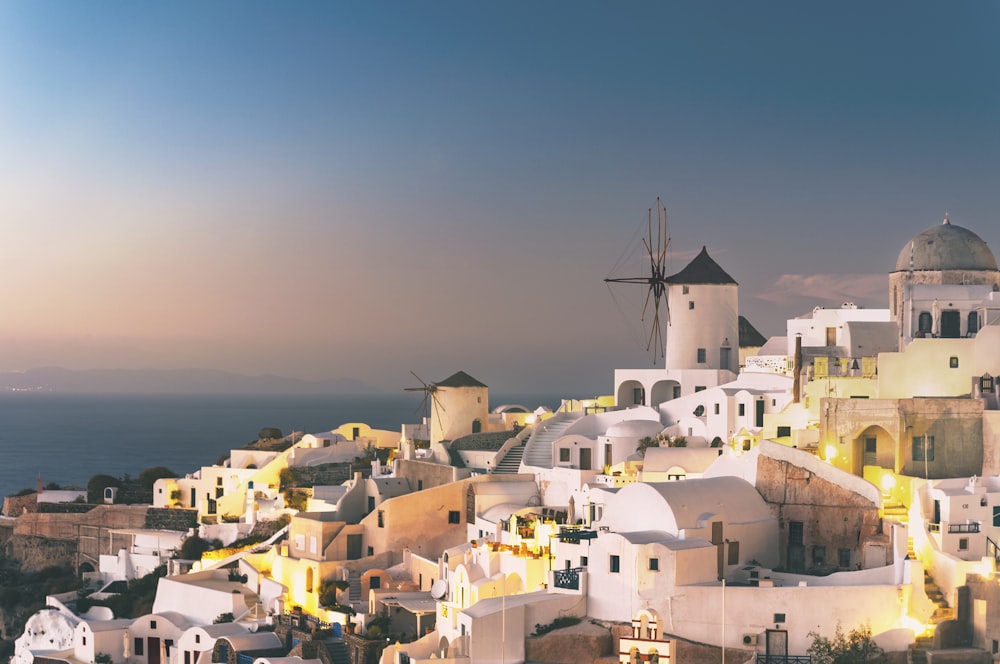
top-left (0, 2), bottom-right (998, 396)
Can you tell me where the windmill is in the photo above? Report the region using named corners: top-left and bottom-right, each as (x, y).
top-left (605, 197), bottom-right (671, 364)
top-left (405, 371), bottom-right (446, 443)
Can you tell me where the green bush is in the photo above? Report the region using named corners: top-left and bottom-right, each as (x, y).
top-left (532, 616), bottom-right (581, 636)
top-left (807, 624), bottom-right (885, 664)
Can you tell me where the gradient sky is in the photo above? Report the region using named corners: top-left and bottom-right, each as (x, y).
top-left (1, 2), bottom-right (998, 395)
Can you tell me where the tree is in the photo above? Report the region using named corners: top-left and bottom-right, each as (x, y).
top-left (178, 535), bottom-right (212, 561)
top-left (87, 474), bottom-right (122, 504)
top-left (138, 466), bottom-right (177, 489)
top-left (807, 624), bottom-right (885, 664)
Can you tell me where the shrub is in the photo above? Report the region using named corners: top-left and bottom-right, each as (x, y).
top-left (532, 616), bottom-right (581, 636)
top-left (178, 535), bottom-right (212, 560)
top-left (214, 612), bottom-right (235, 623)
top-left (283, 488), bottom-right (308, 512)
top-left (807, 624), bottom-right (885, 664)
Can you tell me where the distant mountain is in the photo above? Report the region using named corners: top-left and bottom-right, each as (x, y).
top-left (0, 367), bottom-right (383, 395)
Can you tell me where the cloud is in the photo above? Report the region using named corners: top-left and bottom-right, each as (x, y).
top-left (755, 273), bottom-right (887, 306)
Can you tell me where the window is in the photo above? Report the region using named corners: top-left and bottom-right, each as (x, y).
top-left (559, 448), bottom-right (571, 462)
top-left (865, 436), bottom-right (877, 454)
top-left (610, 555), bottom-right (620, 573)
top-left (774, 613), bottom-right (786, 624)
top-left (378, 511), bottom-right (384, 528)
top-left (697, 348), bottom-right (706, 363)
top-left (969, 311), bottom-right (980, 335)
top-left (633, 387), bottom-right (645, 405)
top-left (994, 506), bottom-right (1000, 527)
top-left (959, 538), bottom-right (969, 551)
top-left (682, 286), bottom-right (689, 294)
top-left (950, 356), bottom-right (959, 368)
top-left (368, 496), bottom-right (375, 512)
top-left (448, 510), bottom-right (461, 524)
top-left (418, 480), bottom-right (423, 490)
top-left (813, 546), bottom-right (826, 565)
top-left (728, 541), bottom-right (740, 565)
top-left (82, 636), bottom-right (87, 646)
top-left (738, 403), bottom-right (746, 417)
top-left (695, 386), bottom-right (706, 392)
top-left (216, 486), bottom-right (224, 498)
top-left (839, 548), bottom-right (851, 568)
top-left (216, 477), bottom-right (223, 486)
top-left (150, 620), bottom-right (157, 630)
top-left (165, 640), bottom-right (173, 656)
top-left (673, 385), bottom-right (681, 399)
top-left (309, 536), bottom-right (317, 554)
top-left (649, 557), bottom-right (659, 571)
top-left (777, 426), bottom-right (791, 437)
top-left (135, 639), bottom-right (145, 656)
top-left (913, 436), bottom-right (935, 462)
top-left (982, 374), bottom-right (995, 392)
top-left (195, 635), bottom-right (201, 644)
top-left (714, 403), bottom-right (720, 415)
top-left (689, 301), bottom-right (695, 310)
top-left (580, 556), bottom-right (588, 566)
top-left (918, 312), bottom-right (932, 333)
top-left (370, 576), bottom-right (381, 589)
top-left (367, 546), bottom-right (374, 556)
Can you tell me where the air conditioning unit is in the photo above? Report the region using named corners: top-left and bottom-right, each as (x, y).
top-left (742, 633), bottom-right (759, 646)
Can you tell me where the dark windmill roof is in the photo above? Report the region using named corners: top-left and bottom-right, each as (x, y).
top-left (665, 246), bottom-right (737, 285)
top-left (436, 371), bottom-right (487, 388)
top-left (739, 316), bottom-right (767, 348)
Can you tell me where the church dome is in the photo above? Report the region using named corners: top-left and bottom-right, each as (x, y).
top-left (894, 217), bottom-right (997, 272)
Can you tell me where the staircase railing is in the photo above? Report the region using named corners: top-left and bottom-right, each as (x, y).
top-left (987, 536), bottom-right (1000, 567)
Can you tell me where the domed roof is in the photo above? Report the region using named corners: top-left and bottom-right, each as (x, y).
top-left (605, 419), bottom-right (663, 438)
top-left (894, 217), bottom-right (997, 272)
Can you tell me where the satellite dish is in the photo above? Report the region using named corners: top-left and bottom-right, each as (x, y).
top-left (430, 580), bottom-right (447, 599)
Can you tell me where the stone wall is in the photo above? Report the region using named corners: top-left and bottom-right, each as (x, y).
top-left (755, 452), bottom-right (882, 572)
top-left (4, 534), bottom-right (77, 572)
top-left (524, 620), bottom-right (613, 663)
top-left (2, 494), bottom-right (37, 518)
top-left (144, 507), bottom-right (198, 531)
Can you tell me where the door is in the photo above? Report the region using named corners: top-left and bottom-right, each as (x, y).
top-left (148, 638), bottom-right (161, 664)
top-left (347, 534), bottom-right (362, 560)
top-left (941, 310), bottom-right (961, 338)
top-left (787, 521), bottom-right (805, 573)
top-left (766, 630), bottom-right (788, 658)
top-left (579, 448), bottom-right (592, 471)
top-left (755, 400), bottom-right (765, 427)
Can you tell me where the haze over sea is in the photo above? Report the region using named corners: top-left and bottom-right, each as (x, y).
top-left (0, 392), bottom-right (561, 499)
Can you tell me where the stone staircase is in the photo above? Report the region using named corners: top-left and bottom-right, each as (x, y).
top-left (907, 537), bottom-right (955, 664)
top-left (493, 444), bottom-right (525, 474)
top-left (348, 574), bottom-right (362, 602)
top-left (319, 638), bottom-right (351, 664)
top-left (521, 413), bottom-right (582, 469)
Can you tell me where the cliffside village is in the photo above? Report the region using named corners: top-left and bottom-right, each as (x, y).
top-left (9, 217), bottom-right (1000, 664)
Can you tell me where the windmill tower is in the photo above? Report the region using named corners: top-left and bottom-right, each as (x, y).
top-left (406, 371), bottom-right (489, 446)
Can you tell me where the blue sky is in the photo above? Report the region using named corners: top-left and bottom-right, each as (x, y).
top-left (1, 2), bottom-right (997, 395)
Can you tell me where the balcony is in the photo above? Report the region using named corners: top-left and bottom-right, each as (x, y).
top-left (928, 522), bottom-right (980, 534)
top-left (553, 567), bottom-right (582, 590)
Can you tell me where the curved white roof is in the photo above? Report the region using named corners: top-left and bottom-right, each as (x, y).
top-left (606, 419), bottom-right (664, 438)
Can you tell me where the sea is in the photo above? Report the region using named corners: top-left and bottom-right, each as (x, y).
top-left (0, 392), bottom-right (563, 499)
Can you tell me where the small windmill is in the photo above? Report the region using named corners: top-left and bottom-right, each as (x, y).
top-left (605, 197), bottom-right (671, 364)
top-left (405, 371), bottom-right (446, 442)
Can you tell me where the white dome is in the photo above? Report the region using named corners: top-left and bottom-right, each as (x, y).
top-left (606, 419), bottom-right (663, 438)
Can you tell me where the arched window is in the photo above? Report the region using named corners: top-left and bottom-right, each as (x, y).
top-left (918, 312), bottom-right (932, 333)
top-left (471, 419), bottom-right (482, 434)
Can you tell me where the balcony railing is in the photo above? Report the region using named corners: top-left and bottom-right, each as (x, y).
top-left (553, 567), bottom-right (582, 590)
top-left (757, 656), bottom-right (811, 664)
top-left (557, 528), bottom-right (598, 544)
top-left (929, 522), bottom-right (981, 534)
